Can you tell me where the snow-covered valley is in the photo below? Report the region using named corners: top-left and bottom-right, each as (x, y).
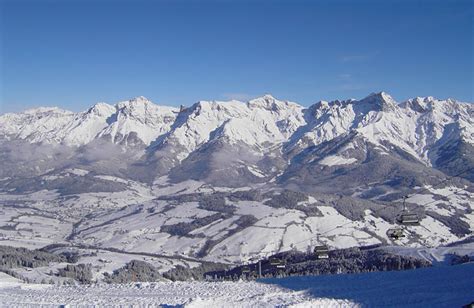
top-left (0, 176), bottom-right (471, 267)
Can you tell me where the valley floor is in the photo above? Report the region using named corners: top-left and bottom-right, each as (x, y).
top-left (1, 262), bottom-right (473, 307)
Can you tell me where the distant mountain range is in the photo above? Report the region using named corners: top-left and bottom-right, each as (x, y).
top-left (1, 92), bottom-right (472, 189)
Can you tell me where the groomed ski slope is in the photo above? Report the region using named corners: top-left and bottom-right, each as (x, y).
top-left (1, 263), bottom-right (473, 307)
top-left (263, 262), bottom-right (474, 307)
top-left (0, 277), bottom-right (354, 307)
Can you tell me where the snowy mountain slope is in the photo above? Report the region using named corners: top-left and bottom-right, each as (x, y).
top-left (276, 92), bottom-right (473, 194)
top-left (279, 131), bottom-right (451, 195)
top-left (0, 107), bottom-right (75, 143)
top-left (1, 93), bottom-right (471, 169)
top-left (287, 92), bottom-right (473, 165)
top-left (59, 103), bottom-right (116, 146)
top-left (151, 95), bottom-right (305, 163)
top-left (97, 97), bottom-right (178, 146)
top-left (0, 97), bottom-right (178, 147)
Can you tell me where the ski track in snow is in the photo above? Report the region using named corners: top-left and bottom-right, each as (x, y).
top-left (0, 279), bottom-right (356, 307)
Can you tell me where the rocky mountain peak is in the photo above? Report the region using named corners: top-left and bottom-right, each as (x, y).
top-left (357, 91), bottom-right (397, 112)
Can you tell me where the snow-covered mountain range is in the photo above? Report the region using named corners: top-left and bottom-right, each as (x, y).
top-left (1, 92), bottom-right (472, 186)
top-left (0, 92), bottom-right (472, 280)
top-left (0, 96), bottom-right (178, 147)
top-left (2, 93), bottom-right (472, 159)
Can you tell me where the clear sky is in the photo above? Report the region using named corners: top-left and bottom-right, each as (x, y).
top-left (0, 0), bottom-right (472, 113)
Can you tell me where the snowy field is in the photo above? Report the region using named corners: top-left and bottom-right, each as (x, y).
top-left (1, 263), bottom-right (473, 307)
top-left (0, 179), bottom-right (472, 266)
top-left (382, 242), bottom-right (474, 264)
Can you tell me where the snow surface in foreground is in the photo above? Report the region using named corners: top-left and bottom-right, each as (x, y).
top-left (263, 262), bottom-right (474, 308)
top-left (0, 279), bottom-right (354, 308)
top-left (1, 263), bottom-right (473, 307)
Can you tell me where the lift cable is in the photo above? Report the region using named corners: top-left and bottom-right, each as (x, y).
top-left (401, 166), bottom-right (474, 201)
top-left (234, 166), bottom-right (473, 268)
top-left (260, 166), bottom-right (474, 257)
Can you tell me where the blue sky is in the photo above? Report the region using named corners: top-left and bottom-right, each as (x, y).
top-left (1, 0), bottom-right (472, 113)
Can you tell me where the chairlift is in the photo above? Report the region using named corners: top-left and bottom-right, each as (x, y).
top-left (314, 245), bottom-right (329, 259)
top-left (269, 258), bottom-right (286, 269)
top-left (397, 196), bottom-right (420, 225)
top-left (387, 228), bottom-right (405, 240)
top-left (276, 262), bottom-right (286, 269)
top-left (241, 265), bottom-right (251, 273)
top-left (397, 213), bottom-right (420, 225)
top-left (312, 234), bottom-right (330, 259)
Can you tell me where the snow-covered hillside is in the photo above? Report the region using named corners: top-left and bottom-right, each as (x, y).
top-left (0, 177), bottom-right (472, 265)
